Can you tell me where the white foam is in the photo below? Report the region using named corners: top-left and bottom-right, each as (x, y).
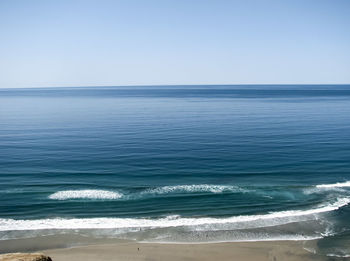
top-left (327, 254), bottom-right (350, 258)
top-left (1, 197), bottom-right (349, 232)
top-left (48, 185), bottom-right (243, 201)
top-left (143, 184), bottom-right (244, 195)
top-left (316, 181), bottom-right (350, 188)
top-left (49, 190), bottom-right (123, 200)
top-left (146, 234), bottom-right (322, 244)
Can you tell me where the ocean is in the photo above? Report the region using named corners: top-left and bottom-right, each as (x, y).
top-left (1, 85), bottom-right (350, 257)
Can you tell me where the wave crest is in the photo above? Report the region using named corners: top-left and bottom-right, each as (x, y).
top-left (49, 190), bottom-right (123, 200)
top-left (143, 184), bottom-right (244, 195)
top-left (316, 181), bottom-right (350, 188)
top-left (48, 185), bottom-right (245, 201)
top-left (3, 197), bottom-right (349, 231)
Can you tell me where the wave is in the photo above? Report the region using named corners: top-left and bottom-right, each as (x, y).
top-left (303, 181), bottom-right (350, 194)
top-left (49, 190), bottom-right (123, 200)
top-left (48, 185), bottom-right (244, 201)
top-left (2, 197), bottom-right (349, 232)
top-left (327, 254), bottom-right (350, 258)
top-left (316, 181), bottom-right (350, 189)
top-left (142, 184), bottom-right (244, 195)
top-left (47, 182), bottom-right (350, 202)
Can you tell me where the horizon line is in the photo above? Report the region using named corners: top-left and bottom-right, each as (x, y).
top-left (1, 83), bottom-right (350, 89)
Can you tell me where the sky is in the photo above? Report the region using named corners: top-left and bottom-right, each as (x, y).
top-left (0, 0), bottom-right (349, 88)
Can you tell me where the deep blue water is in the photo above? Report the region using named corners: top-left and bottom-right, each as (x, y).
top-left (1, 85), bottom-right (350, 256)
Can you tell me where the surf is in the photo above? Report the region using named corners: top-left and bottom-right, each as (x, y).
top-left (48, 185), bottom-right (245, 201)
top-left (48, 190), bottom-right (123, 200)
top-left (141, 184), bottom-right (245, 195)
top-left (316, 181), bottom-right (350, 188)
top-left (2, 197), bottom-right (349, 232)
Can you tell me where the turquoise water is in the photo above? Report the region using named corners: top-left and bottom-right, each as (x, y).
top-left (1, 85), bottom-right (350, 256)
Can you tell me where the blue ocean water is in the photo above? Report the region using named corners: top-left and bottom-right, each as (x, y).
top-left (1, 85), bottom-right (350, 256)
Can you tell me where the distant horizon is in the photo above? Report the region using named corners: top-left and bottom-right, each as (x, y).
top-left (1, 83), bottom-right (350, 89)
top-left (0, 83), bottom-right (350, 90)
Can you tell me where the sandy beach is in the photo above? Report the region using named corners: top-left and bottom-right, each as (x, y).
top-left (39, 241), bottom-right (330, 261)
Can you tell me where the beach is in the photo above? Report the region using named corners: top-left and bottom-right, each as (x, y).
top-left (41, 241), bottom-right (327, 261)
top-left (0, 234), bottom-right (329, 260)
top-left (0, 235), bottom-right (330, 261)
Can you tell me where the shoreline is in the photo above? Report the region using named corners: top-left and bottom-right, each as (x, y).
top-left (0, 236), bottom-right (334, 261)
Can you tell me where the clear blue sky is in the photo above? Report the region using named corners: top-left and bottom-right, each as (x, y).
top-left (0, 0), bottom-right (349, 88)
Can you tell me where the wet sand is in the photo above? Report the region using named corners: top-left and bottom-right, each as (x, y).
top-left (42, 241), bottom-right (330, 261)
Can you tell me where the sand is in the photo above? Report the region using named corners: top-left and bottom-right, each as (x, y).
top-left (0, 235), bottom-right (335, 260)
top-left (42, 241), bottom-right (330, 261)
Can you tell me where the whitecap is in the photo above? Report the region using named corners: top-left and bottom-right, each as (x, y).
top-left (2, 197), bottom-right (349, 232)
top-left (316, 181), bottom-right (350, 188)
top-left (142, 184), bottom-right (245, 195)
top-left (49, 190), bottom-right (123, 200)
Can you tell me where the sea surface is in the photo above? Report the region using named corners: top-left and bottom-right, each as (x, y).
top-left (1, 85), bottom-right (350, 257)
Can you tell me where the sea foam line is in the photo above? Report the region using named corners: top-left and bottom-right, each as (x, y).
top-left (49, 190), bottom-right (123, 200)
top-left (142, 184), bottom-right (245, 195)
top-left (1, 197), bottom-right (349, 231)
top-left (48, 185), bottom-right (244, 201)
top-left (316, 181), bottom-right (350, 188)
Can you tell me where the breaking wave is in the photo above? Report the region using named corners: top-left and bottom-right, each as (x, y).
top-left (48, 185), bottom-right (245, 201)
top-left (142, 184), bottom-right (244, 195)
top-left (49, 190), bottom-right (123, 200)
top-left (2, 197), bottom-right (349, 232)
top-left (316, 181), bottom-right (350, 189)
